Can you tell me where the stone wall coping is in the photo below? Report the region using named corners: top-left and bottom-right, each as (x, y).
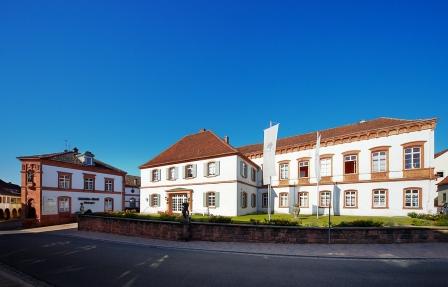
top-left (78, 214), bottom-right (448, 231)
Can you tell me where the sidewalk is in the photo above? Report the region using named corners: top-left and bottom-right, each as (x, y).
top-left (48, 224), bottom-right (448, 260)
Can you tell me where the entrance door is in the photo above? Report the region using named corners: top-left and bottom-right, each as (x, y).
top-left (171, 194), bottom-right (188, 213)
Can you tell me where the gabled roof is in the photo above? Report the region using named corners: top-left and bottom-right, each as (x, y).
top-left (435, 149), bottom-right (448, 159)
top-left (140, 130), bottom-right (253, 169)
top-left (237, 117), bottom-right (436, 155)
top-left (17, 150), bottom-right (126, 174)
top-left (438, 177), bottom-right (448, 186)
top-left (125, 175), bottom-right (141, 187)
top-left (0, 179), bottom-right (20, 197)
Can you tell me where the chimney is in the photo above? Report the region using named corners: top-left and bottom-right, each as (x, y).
top-left (199, 128), bottom-right (206, 133)
top-left (224, 136), bottom-right (229, 144)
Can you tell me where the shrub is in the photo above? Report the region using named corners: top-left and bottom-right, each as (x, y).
top-left (207, 215), bottom-right (232, 224)
top-left (264, 219), bottom-right (300, 226)
top-left (336, 220), bottom-right (384, 227)
top-left (408, 212), bottom-right (418, 218)
top-left (158, 212), bottom-right (181, 222)
top-left (249, 219), bottom-right (261, 225)
top-left (407, 212), bottom-right (439, 221)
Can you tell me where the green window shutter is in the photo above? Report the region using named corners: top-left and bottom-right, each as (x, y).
top-left (215, 161), bottom-right (220, 176)
top-left (192, 164), bottom-right (197, 178)
top-left (157, 195), bottom-right (161, 207)
top-left (215, 192), bottom-right (220, 208)
top-left (203, 193), bottom-right (207, 207)
top-left (203, 162), bottom-right (208, 176)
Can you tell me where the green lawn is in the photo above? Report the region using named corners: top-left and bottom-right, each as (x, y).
top-left (192, 213), bottom-right (432, 227)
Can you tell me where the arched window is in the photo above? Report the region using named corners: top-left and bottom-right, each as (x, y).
top-left (104, 198), bottom-right (114, 212)
top-left (241, 192), bottom-right (247, 208)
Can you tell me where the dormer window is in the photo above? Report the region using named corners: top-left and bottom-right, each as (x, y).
top-left (85, 156), bottom-right (93, 166)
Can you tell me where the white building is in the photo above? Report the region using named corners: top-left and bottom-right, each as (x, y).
top-left (140, 118), bottom-right (439, 217)
top-left (124, 175), bottom-right (141, 210)
top-left (18, 148), bottom-right (126, 225)
top-left (435, 149), bottom-right (448, 206)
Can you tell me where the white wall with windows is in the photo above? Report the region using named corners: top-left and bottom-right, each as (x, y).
top-left (125, 187), bottom-right (140, 209)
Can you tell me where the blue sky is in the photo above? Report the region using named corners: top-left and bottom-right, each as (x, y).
top-left (1, 0), bottom-right (447, 184)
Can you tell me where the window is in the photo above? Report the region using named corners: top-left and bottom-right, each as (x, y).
top-left (299, 161), bottom-right (309, 178)
top-left (206, 192), bottom-right (216, 208)
top-left (262, 192), bottom-right (268, 208)
top-left (319, 191), bottom-right (331, 207)
top-left (240, 161), bottom-right (248, 178)
top-left (168, 167), bottom-right (177, 180)
top-left (58, 197), bottom-right (70, 213)
top-left (320, 158), bottom-right (332, 177)
top-left (241, 192), bottom-right (247, 208)
top-left (84, 176), bottom-right (95, 191)
top-left (105, 178), bottom-right (114, 192)
top-left (405, 147), bottom-right (421, 169)
top-left (344, 155), bottom-right (358, 174)
top-left (443, 193), bottom-right (447, 203)
top-left (279, 192), bottom-right (288, 208)
top-left (404, 188), bottom-right (421, 209)
top-left (84, 157), bottom-right (93, 166)
top-left (279, 163), bottom-right (289, 180)
top-left (372, 151), bottom-right (387, 172)
top-left (104, 198), bottom-right (113, 212)
top-left (372, 189), bottom-right (388, 208)
top-left (251, 193), bottom-right (256, 208)
top-left (150, 194), bottom-right (160, 207)
top-left (58, 173), bottom-right (71, 189)
top-left (185, 165), bottom-right (195, 178)
top-left (251, 168), bottom-right (256, 182)
top-left (344, 190), bottom-right (357, 208)
top-left (151, 169), bottom-right (160, 182)
top-left (207, 162), bottom-right (217, 176)
top-left (298, 192), bottom-right (309, 208)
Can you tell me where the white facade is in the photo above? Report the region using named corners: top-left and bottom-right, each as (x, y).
top-left (41, 164), bottom-right (124, 215)
top-left (124, 186), bottom-right (140, 209)
top-left (140, 155), bottom-right (259, 216)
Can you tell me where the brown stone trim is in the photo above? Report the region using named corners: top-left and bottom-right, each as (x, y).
top-left (342, 150), bottom-right (361, 156)
top-left (403, 168), bottom-right (435, 179)
top-left (343, 190), bottom-right (358, 208)
top-left (278, 160), bottom-right (290, 164)
top-left (298, 191), bottom-right (309, 208)
top-left (319, 153), bottom-right (334, 158)
top-left (403, 187), bottom-right (423, 209)
top-left (141, 179), bottom-right (258, 189)
top-left (369, 145), bottom-right (391, 151)
top-left (104, 178), bottom-right (115, 192)
top-left (278, 161), bottom-right (290, 183)
top-left (41, 160), bottom-right (125, 176)
top-left (296, 157), bottom-right (311, 161)
top-left (278, 192), bottom-right (289, 208)
top-left (343, 151), bottom-right (359, 182)
top-left (57, 171), bottom-right (73, 190)
top-left (271, 176), bottom-right (433, 187)
top-left (298, 158), bottom-right (310, 180)
top-left (370, 147), bottom-right (390, 179)
top-left (372, 189), bottom-right (389, 209)
top-left (402, 141), bottom-right (426, 171)
top-left (42, 187), bottom-right (120, 195)
top-left (319, 190), bottom-right (331, 208)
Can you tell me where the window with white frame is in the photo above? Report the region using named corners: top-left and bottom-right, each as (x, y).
top-left (373, 189), bottom-right (387, 208)
top-left (319, 191), bottom-right (331, 207)
top-left (151, 169), bottom-right (160, 182)
top-left (344, 190), bottom-right (357, 208)
top-left (279, 163), bottom-right (289, 180)
top-left (84, 177), bottom-right (94, 190)
top-left (298, 192), bottom-right (309, 208)
top-left (262, 192), bottom-right (268, 208)
top-left (320, 158), bottom-right (332, 177)
top-left (104, 198), bottom-right (113, 212)
top-left (404, 147), bottom-right (421, 169)
top-left (241, 161), bottom-right (248, 178)
top-left (299, 160), bottom-right (309, 178)
top-left (372, 151), bottom-right (387, 172)
top-left (207, 192), bottom-right (216, 208)
top-left (168, 167), bottom-right (176, 180)
top-left (279, 193), bottom-right (288, 208)
top-left (58, 174), bottom-right (71, 189)
top-left (151, 194), bottom-right (160, 207)
top-left (185, 165), bottom-right (194, 178)
top-left (404, 188), bottom-right (420, 208)
top-left (344, 155), bottom-right (358, 174)
top-left (207, 162), bottom-right (217, 176)
top-left (105, 178), bottom-right (114, 192)
top-left (58, 197), bottom-right (70, 213)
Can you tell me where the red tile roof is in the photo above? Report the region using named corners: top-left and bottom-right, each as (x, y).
top-left (125, 175), bottom-right (141, 187)
top-left (438, 177), bottom-right (448, 186)
top-left (435, 149), bottom-right (448, 159)
top-left (237, 117), bottom-right (435, 155)
top-left (140, 130), bottom-right (241, 169)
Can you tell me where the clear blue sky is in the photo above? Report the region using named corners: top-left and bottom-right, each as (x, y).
top-left (1, 0), bottom-right (447, 184)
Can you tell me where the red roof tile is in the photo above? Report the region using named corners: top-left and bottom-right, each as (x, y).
top-left (438, 177), bottom-right (448, 186)
top-left (237, 117), bottom-right (434, 155)
top-left (140, 130), bottom-right (240, 169)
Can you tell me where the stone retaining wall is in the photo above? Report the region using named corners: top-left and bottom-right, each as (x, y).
top-left (78, 215), bottom-right (448, 244)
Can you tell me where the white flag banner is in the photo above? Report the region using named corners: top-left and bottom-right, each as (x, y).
top-left (263, 124), bottom-right (279, 185)
top-left (314, 132), bottom-right (321, 182)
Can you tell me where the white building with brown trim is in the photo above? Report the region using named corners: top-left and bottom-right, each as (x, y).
top-left (124, 175), bottom-right (141, 210)
top-left (140, 117), bottom-right (439, 217)
top-left (0, 179), bottom-right (22, 220)
top-left (17, 148), bottom-right (126, 225)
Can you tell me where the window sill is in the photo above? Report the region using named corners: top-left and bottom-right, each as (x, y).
top-left (204, 175), bottom-right (218, 178)
top-left (372, 207), bottom-right (388, 209)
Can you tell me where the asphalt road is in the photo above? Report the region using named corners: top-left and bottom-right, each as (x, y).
top-left (0, 232), bottom-right (447, 287)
